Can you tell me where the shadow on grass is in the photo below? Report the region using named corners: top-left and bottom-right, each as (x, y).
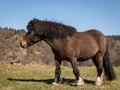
top-left (7, 78), bottom-right (53, 84)
top-left (7, 78), bottom-right (95, 85)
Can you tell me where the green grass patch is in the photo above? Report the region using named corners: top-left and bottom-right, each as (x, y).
top-left (0, 62), bottom-right (120, 90)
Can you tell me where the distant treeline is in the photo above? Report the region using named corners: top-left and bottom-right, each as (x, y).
top-left (0, 27), bottom-right (25, 31)
top-left (1, 26), bottom-right (120, 38)
top-left (107, 35), bottom-right (120, 40)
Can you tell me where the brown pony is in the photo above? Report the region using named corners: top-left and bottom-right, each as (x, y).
top-left (20, 19), bottom-right (115, 86)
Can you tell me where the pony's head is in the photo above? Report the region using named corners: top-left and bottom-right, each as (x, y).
top-left (21, 18), bottom-right (77, 48)
top-left (20, 19), bottom-right (42, 48)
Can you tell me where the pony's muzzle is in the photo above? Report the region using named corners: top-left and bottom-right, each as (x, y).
top-left (20, 39), bottom-right (28, 48)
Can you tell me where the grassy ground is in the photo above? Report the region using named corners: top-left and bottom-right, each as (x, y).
top-left (0, 62), bottom-right (120, 90)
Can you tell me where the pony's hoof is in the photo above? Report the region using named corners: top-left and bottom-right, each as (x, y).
top-left (76, 77), bottom-right (84, 86)
top-left (95, 77), bottom-right (102, 86)
top-left (95, 81), bottom-right (102, 86)
top-left (77, 81), bottom-right (84, 86)
top-left (52, 82), bottom-right (59, 86)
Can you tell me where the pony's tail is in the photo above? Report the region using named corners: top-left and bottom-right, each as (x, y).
top-left (103, 44), bottom-right (116, 80)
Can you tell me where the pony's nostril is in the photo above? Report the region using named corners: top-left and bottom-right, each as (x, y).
top-left (20, 39), bottom-right (27, 48)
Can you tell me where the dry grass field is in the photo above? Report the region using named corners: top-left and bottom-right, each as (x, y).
top-left (0, 62), bottom-right (120, 90)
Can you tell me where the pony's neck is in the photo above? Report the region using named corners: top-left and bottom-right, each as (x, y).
top-left (43, 38), bottom-right (62, 51)
top-left (43, 38), bottom-right (56, 49)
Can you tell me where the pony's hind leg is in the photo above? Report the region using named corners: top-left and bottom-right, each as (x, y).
top-left (71, 57), bottom-right (84, 86)
top-left (92, 53), bottom-right (104, 86)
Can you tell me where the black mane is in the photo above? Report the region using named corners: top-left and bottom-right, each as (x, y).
top-left (27, 19), bottom-right (77, 39)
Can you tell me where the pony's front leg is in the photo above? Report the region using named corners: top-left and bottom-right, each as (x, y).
top-left (52, 60), bottom-right (62, 86)
top-left (71, 58), bottom-right (84, 86)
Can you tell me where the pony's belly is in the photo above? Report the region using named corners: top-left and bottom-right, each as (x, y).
top-left (77, 58), bottom-right (91, 62)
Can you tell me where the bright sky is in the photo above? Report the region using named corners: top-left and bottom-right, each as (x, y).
top-left (0, 0), bottom-right (120, 35)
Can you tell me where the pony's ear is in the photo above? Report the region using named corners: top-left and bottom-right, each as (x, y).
top-left (33, 18), bottom-right (40, 22)
top-left (27, 18), bottom-right (43, 33)
top-left (27, 19), bottom-right (37, 31)
top-left (27, 19), bottom-right (41, 31)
